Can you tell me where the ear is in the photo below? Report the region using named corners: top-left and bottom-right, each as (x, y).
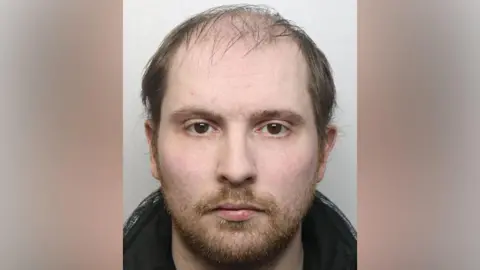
top-left (316, 125), bottom-right (338, 183)
top-left (145, 120), bottom-right (160, 180)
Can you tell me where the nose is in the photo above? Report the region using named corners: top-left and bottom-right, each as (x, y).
top-left (216, 133), bottom-right (257, 185)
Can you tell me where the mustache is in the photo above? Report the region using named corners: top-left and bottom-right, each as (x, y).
top-left (194, 187), bottom-right (277, 215)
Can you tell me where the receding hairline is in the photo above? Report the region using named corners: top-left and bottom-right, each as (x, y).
top-left (168, 5), bottom-right (302, 58)
top-left (142, 4), bottom-right (337, 142)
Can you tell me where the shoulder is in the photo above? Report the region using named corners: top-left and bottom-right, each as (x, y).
top-left (313, 191), bottom-right (357, 242)
top-left (302, 191), bottom-right (357, 269)
top-left (123, 189), bottom-right (164, 246)
top-left (123, 190), bottom-right (174, 270)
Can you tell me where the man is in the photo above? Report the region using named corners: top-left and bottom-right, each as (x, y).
top-left (124, 4), bottom-right (356, 270)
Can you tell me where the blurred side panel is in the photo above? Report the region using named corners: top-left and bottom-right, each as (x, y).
top-left (0, 0), bottom-right (123, 269)
top-left (359, 0), bottom-right (480, 269)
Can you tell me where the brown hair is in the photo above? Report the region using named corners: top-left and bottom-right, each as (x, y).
top-left (141, 4), bottom-right (336, 146)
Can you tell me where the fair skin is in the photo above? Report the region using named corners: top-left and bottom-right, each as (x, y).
top-left (145, 36), bottom-right (337, 270)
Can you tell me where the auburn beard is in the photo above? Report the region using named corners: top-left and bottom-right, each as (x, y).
top-left (159, 175), bottom-right (317, 269)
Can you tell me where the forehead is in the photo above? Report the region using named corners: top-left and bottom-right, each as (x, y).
top-left (164, 36), bottom-right (312, 118)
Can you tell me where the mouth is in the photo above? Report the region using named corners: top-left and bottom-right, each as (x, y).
top-left (211, 203), bottom-right (264, 222)
top-left (215, 203), bottom-right (263, 211)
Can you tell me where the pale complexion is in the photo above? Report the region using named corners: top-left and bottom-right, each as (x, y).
top-left (145, 36), bottom-right (337, 270)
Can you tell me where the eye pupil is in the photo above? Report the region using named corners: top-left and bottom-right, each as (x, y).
top-left (266, 123), bottom-right (282, 134)
top-left (194, 123), bottom-right (209, 134)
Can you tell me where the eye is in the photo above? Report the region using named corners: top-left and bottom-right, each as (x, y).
top-left (258, 122), bottom-right (290, 137)
top-left (185, 122), bottom-right (214, 135)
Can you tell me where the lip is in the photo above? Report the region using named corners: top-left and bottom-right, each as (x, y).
top-left (215, 203), bottom-right (262, 211)
top-left (211, 203), bottom-right (263, 222)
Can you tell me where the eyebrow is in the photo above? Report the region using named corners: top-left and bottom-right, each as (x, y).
top-left (170, 107), bottom-right (224, 125)
top-left (251, 109), bottom-right (305, 125)
top-left (169, 106), bottom-right (305, 125)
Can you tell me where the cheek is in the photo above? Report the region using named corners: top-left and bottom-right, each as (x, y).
top-left (156, 133), bottom-right (217, 206)
top-left (255, 140), bottom-right (319, 205)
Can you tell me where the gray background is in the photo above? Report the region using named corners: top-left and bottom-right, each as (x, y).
top-left (123, 0), bottom-right (357, 227)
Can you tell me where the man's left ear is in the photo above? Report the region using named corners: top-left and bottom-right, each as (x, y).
top-left (316, 125), bottom-right (338, 183)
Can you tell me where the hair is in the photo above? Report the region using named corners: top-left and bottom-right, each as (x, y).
top-left (141, 4), bottom-right (336, 147)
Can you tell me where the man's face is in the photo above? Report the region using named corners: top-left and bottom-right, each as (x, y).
top-left (146, 38), bottom-right (334, 265)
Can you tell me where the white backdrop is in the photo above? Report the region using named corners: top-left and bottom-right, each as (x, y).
top-left (123, 0), bottom-right (357, 227)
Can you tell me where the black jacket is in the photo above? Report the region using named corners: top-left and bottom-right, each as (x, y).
top-left (124, 189), bottom-right (357, 270)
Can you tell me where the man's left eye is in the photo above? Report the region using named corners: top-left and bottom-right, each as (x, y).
top-left (259, 123), bottom-right (290, 136)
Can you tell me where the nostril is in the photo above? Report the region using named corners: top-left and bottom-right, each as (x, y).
top-left (218, 174), bottom-right (256, 185)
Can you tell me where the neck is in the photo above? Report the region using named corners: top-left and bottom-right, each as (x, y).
top-left (171, 226), bottom-right (304, 270)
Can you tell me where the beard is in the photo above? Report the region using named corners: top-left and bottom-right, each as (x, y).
top-left (160, 177), bottom-right (317, 269)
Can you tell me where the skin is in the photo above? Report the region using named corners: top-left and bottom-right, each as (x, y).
top-left (145, 36), bottom-right (337, 270)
